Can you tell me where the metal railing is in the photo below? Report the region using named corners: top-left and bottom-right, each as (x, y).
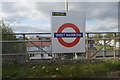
top-left (1, 32), bottom-right (120, 62)
top-left (86, 32), bottom-right (120, 58)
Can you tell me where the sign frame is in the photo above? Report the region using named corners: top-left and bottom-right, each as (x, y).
top-left (51, 11), bottom-right (86, 53)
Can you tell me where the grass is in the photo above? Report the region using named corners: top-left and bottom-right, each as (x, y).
top-left (2, 59), bottom-right (120, 79)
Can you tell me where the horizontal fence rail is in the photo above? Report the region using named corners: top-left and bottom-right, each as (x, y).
top-left (1, 32), bottom-right (120, 62)
top-left (0, 40), bottom-right (51, 43)
top-left (1, 38), bottom-right (120, 42)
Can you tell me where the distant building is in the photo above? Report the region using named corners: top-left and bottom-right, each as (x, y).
top-left (27, 41), bottom-right (51, 52)
top-left (95, 39), bottom-right (114, 46)
top-left (26, 36), bottom-right (53, 60)
top-left (116, 35), bottom-right (120, 55)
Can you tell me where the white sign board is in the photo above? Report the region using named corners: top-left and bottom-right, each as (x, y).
top-left (51, 11), bottom-right (85, 53)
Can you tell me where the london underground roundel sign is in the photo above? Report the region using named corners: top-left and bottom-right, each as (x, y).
top-left (54, 23), bottom-right (83, 47)
top-left (51, 11), bottom-right (85, 53)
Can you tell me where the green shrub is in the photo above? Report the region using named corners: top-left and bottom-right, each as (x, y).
top-left (2, 59), bottom-right (120, 78)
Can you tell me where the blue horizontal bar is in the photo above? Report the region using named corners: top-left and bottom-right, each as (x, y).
top-left (54, 33), bottom-right (83, 38)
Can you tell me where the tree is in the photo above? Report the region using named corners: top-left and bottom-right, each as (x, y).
top-left (28, 36), bottom-right (35, 40)
top-left (1, 20), bottom-right (26, 54)
top-left (93, 33), bottom-right (103, 39)
top-left (105, 33), bottom-right (114, 38)
top-left (1, 22), bottom-right (17, 41)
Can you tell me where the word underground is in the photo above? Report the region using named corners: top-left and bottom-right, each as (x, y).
top-left (54, 33), bottom-right (83, 38)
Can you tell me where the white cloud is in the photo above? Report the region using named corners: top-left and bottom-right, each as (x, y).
top-left (87, 19), bottom-right (118, 32)
top-left (9, 23), bottom-right (51, 33)
top-left (70, 2), bottom-right (118, 20)
top-left (1, 0), bottom-right (120, 2)
top-left (1, 2), bottom-right (119, 33)
top-left (2, 2), bottom-right (49, 22)
top-left (69, 2), bottom-right (118, 32)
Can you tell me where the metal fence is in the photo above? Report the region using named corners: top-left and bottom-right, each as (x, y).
top-left (1, 32), bottom-right (120, 63)
top-left (86, 32), bottom-right (120, 58)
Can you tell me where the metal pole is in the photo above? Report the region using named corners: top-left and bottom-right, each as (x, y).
top-left (65, 0), bottom-right (68, 11)
top-left (23, 34), bottom-right (26, 60)
top-left (74, 53), bottom-right (78, 59)
top-left (19, 36), bottom-right (23, 53)
top-left (23, 34), bottom-right (25, 40)
top-left (103, 35), bottom-right (106, 58)
top-left (118, 1), bottom-right (120, 56)
top-left (114, 33), bottom-right (116, 58)
top-left (19, 36), bottom-right (23, 62)
top-left (118, 1), bottom-right (120, 32)
top-left (86, 33), bottom-right (89, 58)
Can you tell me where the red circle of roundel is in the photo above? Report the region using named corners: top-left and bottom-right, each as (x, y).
top-left (57, 23), bottom-right (80, 47)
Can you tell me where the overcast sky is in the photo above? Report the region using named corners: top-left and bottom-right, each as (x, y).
top-left (1, 0), bottom-right (119, 33)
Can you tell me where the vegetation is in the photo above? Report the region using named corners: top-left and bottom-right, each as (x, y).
top-left (93, 33), bottom-right (115, 39)
top-left (0, 20), bottom-right (26, 54)
top-left (93, 33), bottom-right (103, 39)
top-left (96, 44), bottom-right (114, 50)
top-left (28, 36), bottom-right (35, 40)
top-left (105, 33), bottom-right (115, 38)
top-left (2, 59), bottom-right (120, 79)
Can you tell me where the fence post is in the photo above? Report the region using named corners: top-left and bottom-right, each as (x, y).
top-left (19, 36), bottom-right (23, 53)
top-left (23, 34), bottom-right (26, 61)
top-left (103, 35), bottom-right (106, 58)
top-left (114, 33), bottom-right (116, 58)
top-left (86, 33), bottom-right (89, 58)
top-left (23, 34), bottom-right (26, 40)
top-left (74, 53), bottom-right (78, 59)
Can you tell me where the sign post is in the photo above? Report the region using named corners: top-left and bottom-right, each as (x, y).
top-left (51, 11), bottom-right (85, 53)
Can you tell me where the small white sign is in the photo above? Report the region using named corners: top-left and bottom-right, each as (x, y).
top-left (51, 11), bottom-right (85, 53)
